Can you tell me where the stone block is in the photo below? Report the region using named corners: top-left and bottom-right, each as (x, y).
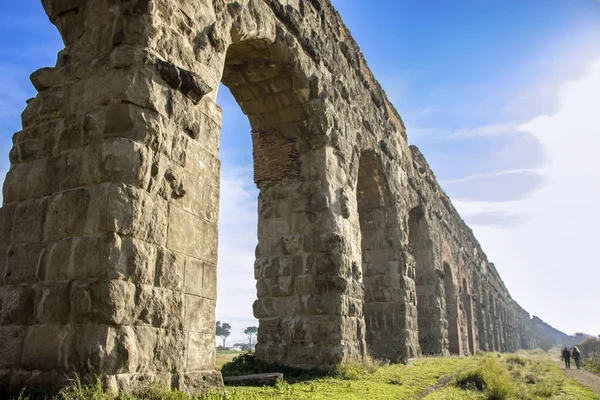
top-left (223, 373), bottom-right (283, 387)
top-left (174, 370), bottom-right (223, 395)
top-left (44, 238), bottom-right (74, 281)
top-left (45, 188), bottom-right (91, 241)
top-left (254, 257), bottom-right (282, 279)
top-left (256, 318), bottom-right (283, 344)
top-left (70, 280), bottom-right (136, 325)
top-left (196, 112), bottom-right (220, 156)
top-left (21, 324), bottom-right (67, 369)
top-left (185, 295), bottom-right (215, 333)
top-left (55, 114), bottom-right (84, 153)
top-left (187, 331), bottom-right (215, 370)
top-left (202, 262), bottom-right (217, 300)
top-left (35, 281), bottom-right (71, 324)
top-left (2, 159), bottom-right (48, 204)
top-left (167, 206), bottom-right (217, 262)
top-left (127, 325), bottom-right (158, 373)
top-left (154, 247), bottom-right (184, 291)
top-left (154, 327), bottom-right (186, 372)
top-left (106, 184), bottom-right (169, 246)
top-left (104, 103), bottom-right (135, 136)
top-left (257, 217), bottom-right (289, 239)
top-left (99, 138), bottom-right (151, 187)
top-left (62, 324), bottom-right (110, 372)
top-left (134, 285), bottom-right (184, 328)
top-left (253, 296), bottom-right (301, 319)
top-left (5, 243), bottom-right (45, 284)
top-left (0, 325), bottom-right (26, 368)
top-left (0, 204), bottom-right (16, 247)
top-left (285, 342), bottom-right (343, 368)
top-left (109, 235), bottom-right (156, 284)
top-left (11, 198), bottom-right (48, 245)
top-left (184, 257), bottom-right (204, 296)
top-left (282, 316), bottom-right (344, 344)
top-left (254, 343), bottom-right (287, 365)
top-left (45, 150), bottom-right (88, 194)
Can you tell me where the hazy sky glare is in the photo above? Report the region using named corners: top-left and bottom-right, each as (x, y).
top-left (1, 1), bottom-right (599, 344)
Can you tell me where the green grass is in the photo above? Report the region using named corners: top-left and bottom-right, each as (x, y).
top-left (6, 351), bottom-right (600, 400)
top-left (430, 351), bottom-right (600, 400)
top-left (216, 350), bottom-right (243, 370)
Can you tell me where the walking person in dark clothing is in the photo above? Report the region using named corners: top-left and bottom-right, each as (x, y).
top-left (561, 346), bottom-right (572, 369)
top-left (572, 346), bottom-right (582, 370)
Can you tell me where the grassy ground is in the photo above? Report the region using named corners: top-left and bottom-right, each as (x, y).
top-left (8, 351), bottom-right (600, 399)
top-left (216, 350), bottom-right (242, 370)
top-left (426, 351), bottom-right (600, 399)
top-left (586, 363), bottom-right (600, 374)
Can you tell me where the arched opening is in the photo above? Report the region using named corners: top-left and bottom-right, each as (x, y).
top-left (214, 34), bottom-right (359, 369)
top-left (408, 207), bottom-right (441, 354)
top-left (444, 262), bottom-right (460, 355)
top-left (462, 278), bottom-right (475, 355)
top-left (356, 151), bottom-right (405, 361)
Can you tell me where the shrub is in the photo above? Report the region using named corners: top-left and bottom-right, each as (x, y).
top-left (456, 369), bottom-right (486, 391)
top-left (455, 359), bottom-right (513, 400)
top-left (505, 355), bottom-right (527, 366)
top-left (532, 380), bottom-right (559, 398)
top-left (524, 372), bottom-right (538, 384)
top-left (334, 356), bottom-right (381, 380)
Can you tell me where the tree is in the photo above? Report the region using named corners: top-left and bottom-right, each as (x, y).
top-left (216, 321), bottom-right (231, 348)
top-left (233, 343), bottom-right (250, 351)
top-left (244, 326), bottom-right (258, 350)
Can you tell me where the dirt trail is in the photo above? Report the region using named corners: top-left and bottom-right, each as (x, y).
top-left (553, 355), bottom-right (600, 394)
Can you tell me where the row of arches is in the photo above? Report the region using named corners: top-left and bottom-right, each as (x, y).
top-left (354, 153), bottom-right (478, 358)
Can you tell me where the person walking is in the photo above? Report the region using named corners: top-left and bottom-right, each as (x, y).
top-left (572, 346), bottom-right (582, 370)
top-left (561, 346), bottom-right (572, 369)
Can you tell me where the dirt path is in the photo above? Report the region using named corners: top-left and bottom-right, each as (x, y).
top-left (553, 356), bottom-right (600, 394)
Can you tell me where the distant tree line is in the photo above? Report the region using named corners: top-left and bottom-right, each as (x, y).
top-left (579, 335), bottom-right (600, 371)
top-left (215, 321), bottom-right (258, 352)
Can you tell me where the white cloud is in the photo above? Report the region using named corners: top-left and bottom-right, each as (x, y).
top-left (454, 57), bottom-right (600, 335)
top-left (448, 122), bottom-right (521, 139)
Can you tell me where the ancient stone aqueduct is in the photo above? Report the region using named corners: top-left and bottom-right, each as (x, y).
top-left (0, 0), bottom-right (572, 394)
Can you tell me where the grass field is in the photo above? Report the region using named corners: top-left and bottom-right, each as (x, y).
top-left (216, 350), bottom-right (242, 370)
top-left (8, 350), bottom-right (600, 399)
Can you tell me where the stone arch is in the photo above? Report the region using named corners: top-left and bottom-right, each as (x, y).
top-left (408, 206), bottom-right (442, 354)
top-left (443, 262), bottom-right (460, 355)
top-left (218, 29), bottom-right (371, 370)
top-left (355, 150), bottom-right (406, 361)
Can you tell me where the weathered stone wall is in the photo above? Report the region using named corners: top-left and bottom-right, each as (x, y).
top-left (0, 0), bottom-right (571, 394)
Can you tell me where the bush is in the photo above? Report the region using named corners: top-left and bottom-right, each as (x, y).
top-left (334, 356), bottom-right (382, 380)
top-left (456, 369), bottom-right (486, 391)
top-left (505, 355), bottom-right (527, 366)
top-left (455, 358), bottom-right (513, 400)
top-left (532, 380), bottom-right (559, 398)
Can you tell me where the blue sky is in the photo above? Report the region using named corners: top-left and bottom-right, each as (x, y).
top-left (1, 1), bottom-right (599, 343)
